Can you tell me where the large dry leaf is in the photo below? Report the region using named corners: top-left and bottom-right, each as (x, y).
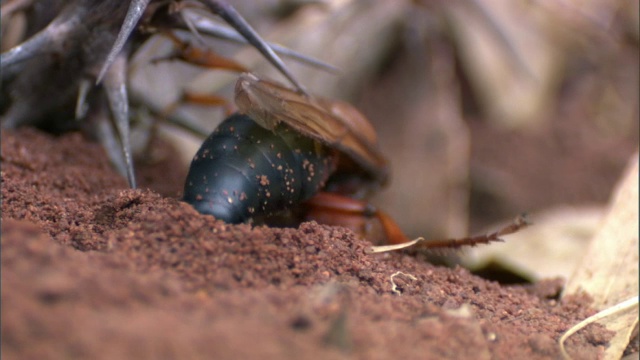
top-left (461, 206), bottom-right (605, 281)
top-left (563, 152), bottom-right (639, 360)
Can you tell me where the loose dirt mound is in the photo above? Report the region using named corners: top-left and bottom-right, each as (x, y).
top-left (2, 129), bottom-right (610, 359)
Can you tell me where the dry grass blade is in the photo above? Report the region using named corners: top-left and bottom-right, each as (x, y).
top-left (559, 297), bottom-right (639, 360)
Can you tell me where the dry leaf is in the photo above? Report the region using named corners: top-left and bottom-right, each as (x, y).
top-left (562, 152), bottom-right (639, 360)
top-left (461, 206), bottom-right (605, 282)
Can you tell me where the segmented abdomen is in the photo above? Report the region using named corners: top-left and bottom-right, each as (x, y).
top-left (183, 113), bottom-right (337, 223)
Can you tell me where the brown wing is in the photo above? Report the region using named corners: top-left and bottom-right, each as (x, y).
top-left (234, 73), bottom-right (388, 186)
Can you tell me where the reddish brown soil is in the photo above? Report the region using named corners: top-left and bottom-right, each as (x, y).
top-left (1, 128), bottom-right (615, 359)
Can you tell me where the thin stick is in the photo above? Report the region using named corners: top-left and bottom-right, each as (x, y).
top-left (366, 214), bottom-right (530, 254)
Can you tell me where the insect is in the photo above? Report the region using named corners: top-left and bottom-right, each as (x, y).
top-left (183, 72), bottom-right (412, 245)
top-left (0, 0), bottom-right (325, 188)
top-left (184, 73), bottom-right (532, 247)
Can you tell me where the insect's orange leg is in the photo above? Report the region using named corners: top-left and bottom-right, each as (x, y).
top-left (161, 91), bottom-right (235, 117)
top-left (155, 32), bottom-right (241, 116)
top-left (303, 192), bottom-right (409, 245)
top-left (154, 31), bottom-right (248, 72)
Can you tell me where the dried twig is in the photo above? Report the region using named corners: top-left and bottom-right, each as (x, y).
top-left (366, 214), bottom-right (530, 254)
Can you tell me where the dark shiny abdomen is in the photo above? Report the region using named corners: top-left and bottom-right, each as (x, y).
top-left (183, 113), bottom-right (337, 223)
